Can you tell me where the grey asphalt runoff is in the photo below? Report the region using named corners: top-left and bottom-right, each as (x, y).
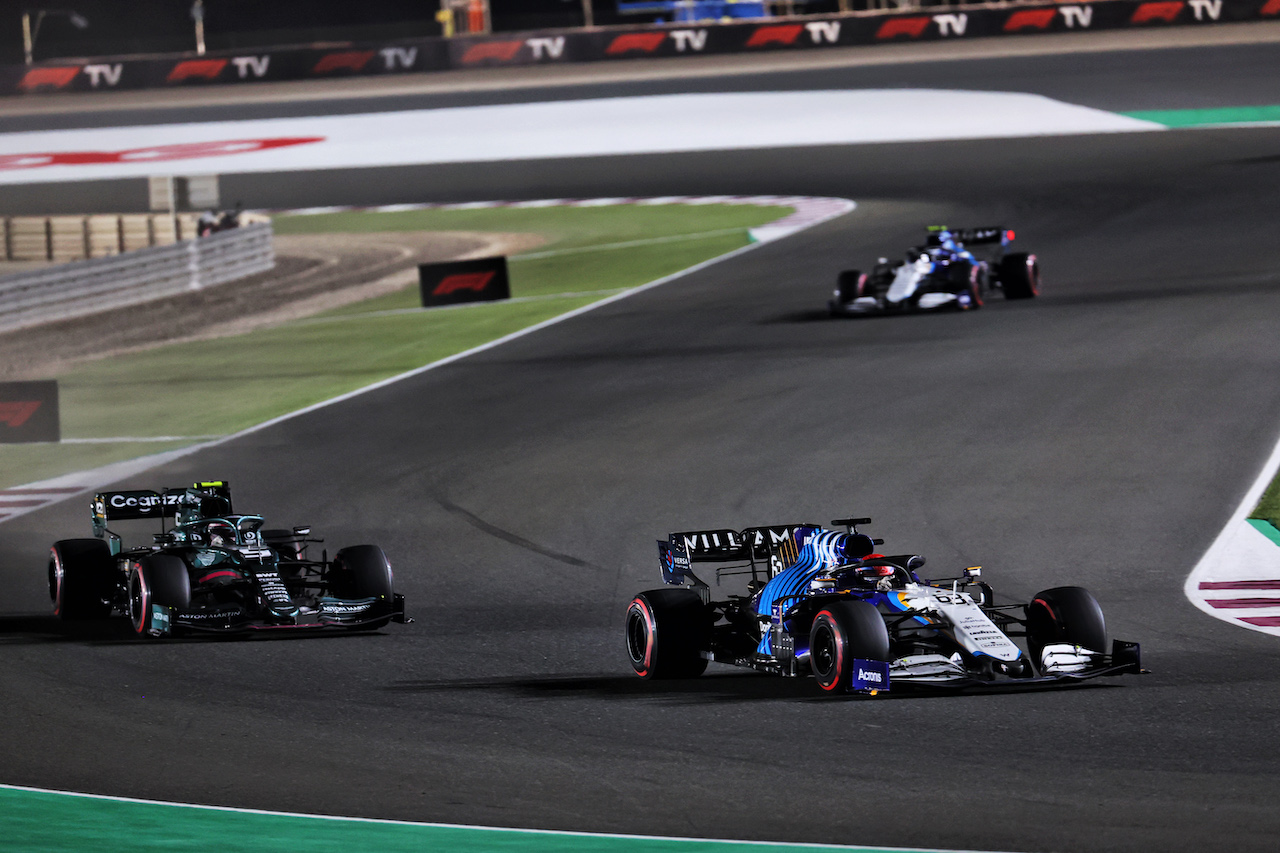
top-left (3, 35), bottom-right (1280, 853)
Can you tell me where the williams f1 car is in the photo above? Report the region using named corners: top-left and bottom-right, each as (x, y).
top-left (626, 519), bottom-right (1141, 694)
top-left (828, 226), bottom-right (1040, 315)
top-left (48, 480), bottom-right (408, 637)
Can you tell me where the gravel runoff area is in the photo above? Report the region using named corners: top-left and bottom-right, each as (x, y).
top-left (0, 229), bottom-right (544, 381)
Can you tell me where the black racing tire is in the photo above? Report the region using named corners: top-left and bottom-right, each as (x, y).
top-left (49, 539), bottom-right (114, 619)
top-left (330, 545), bottom-right (395, 628)
top-left (949, 261), bottom-right (983, 310)
top-left (835, 270), bottom-right (866, 303)
top-left (999, 252), bottom-right (1040, 300)
top-left (129, 554), bottom-right (191, 637)
top-left (808, 600), bottom-right (890, 695)
top-left (625, 588), bottom-right (710, 679)
top-left (1026, 586), bottom-right (1107, 665)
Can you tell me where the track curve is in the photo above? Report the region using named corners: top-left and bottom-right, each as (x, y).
top-left (4, 36), bottom-right (1280, 853)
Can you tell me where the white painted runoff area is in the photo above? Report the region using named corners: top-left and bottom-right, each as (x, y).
top-left (0, 90), bottom-right (1162, 184)
top-left (1184, 430), bottom-right (1280, 638)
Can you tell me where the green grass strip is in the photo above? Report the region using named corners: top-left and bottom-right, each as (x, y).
top-left (0, 203), bottom-right (789, 490)
top-left (1121, 105), bottom-right (1280, 128)
top-left (0, 786), bottom-right (954, 853)
top-left (1250, 470), bottom-right (1280, 531)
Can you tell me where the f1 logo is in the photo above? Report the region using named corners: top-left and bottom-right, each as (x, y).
top-left (419, 258), bottom-right (510, 307)
top-left (0, 381), bottom-right (59, 443)
top-left (433, 271), bottom-right (495, 296)
top-left (0, 401), bottom-right (40, 428)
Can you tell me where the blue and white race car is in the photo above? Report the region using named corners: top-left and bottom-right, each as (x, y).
top-left (626, 518), bottom-right (1141, 694)
top-left (828, 226), bottom-right (1040, 315)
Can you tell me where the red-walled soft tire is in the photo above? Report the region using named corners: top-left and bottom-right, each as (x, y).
top-left (999, 252), bottom-right (1041, 300)
top-left (809, 600), bottom-right (890, 695)
top-left (128, 555), bottom-right (190, 637)
top-left (625, 589), bottom-right (709, 679)
top-left (1026, 586), bottom-right (1106, 665)
top-left (49, 539), bottom-right (113, 620)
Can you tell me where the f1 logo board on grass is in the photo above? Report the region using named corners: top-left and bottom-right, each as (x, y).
top-left (0, 381), bottom-right (59, 443)
top-left (419, 257), bottom-right (510, 308)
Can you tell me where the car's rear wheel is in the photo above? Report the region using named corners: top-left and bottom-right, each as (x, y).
top-left (999, 252), bottom-right (1040, 299)
top-left (836, 269), bottom-right (865, 303)
top-left (1026, 586), bottom-right (1106, 665)
top-left (129, 554), bottom-right (191, 637)
top-left (329, 545), bottom-right (395, 628)
top-left (49, 539), bottom-right (114, 619)
top-left (626, 589), bottom-right (710, 679)
top-left (809, 600), bottom-right (890, 694)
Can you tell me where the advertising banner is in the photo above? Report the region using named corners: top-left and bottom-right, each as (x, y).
top-left (0, 380), bottom-right (60, 443)
top-left (419, 257), bottom-right (511, 308)
top-left (2, 1), bottom-right (1277, 96)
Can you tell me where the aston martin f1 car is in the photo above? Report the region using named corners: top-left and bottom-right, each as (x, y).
top-left (828, 226), bottom-right (1040, 315)
top-left (48, 480), bottom-right (408, 637)
top-left (626, 519), bottom-right (1141, 694)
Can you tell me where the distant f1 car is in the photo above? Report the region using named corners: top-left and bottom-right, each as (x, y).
top-left (626, 518), bottom-right (1141, 694)
top-left (828, 226), bottom-right (1040, 315)
top-left (48, 480), bottom-right (408, 637)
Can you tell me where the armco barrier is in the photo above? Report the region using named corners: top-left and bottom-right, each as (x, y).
top-left (0, 221), bottom-right (274, 334)
top-left (0, 0), bottom-right (1276, 96)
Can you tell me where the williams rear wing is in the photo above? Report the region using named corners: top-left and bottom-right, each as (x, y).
top-left (927, 225), bottom-right (1013, 247)
top-left (667, 525), bottom-right (818, 562)
top-left (659, 524), bottom-right (819, 586)
top-left (657, 518), bottom-right (886, 586)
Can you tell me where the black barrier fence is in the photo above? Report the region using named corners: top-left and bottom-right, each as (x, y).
top-left (419, 257), bottom-right (511, 308)
top-left (2, 0), bottom-right (1277, 96)
top-left (0, 0), bottom-right (704, 65)
top-left (0, 380), bottom-right (60, 444)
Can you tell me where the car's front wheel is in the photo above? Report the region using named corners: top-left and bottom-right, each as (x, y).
top-left (329, 545), bottom-right (395, 629)
top-left (1026, 586), bottom-right (1106, 665)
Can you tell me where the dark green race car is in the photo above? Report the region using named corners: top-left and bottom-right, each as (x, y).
top-left (48, 480), bottom-right (408, 637)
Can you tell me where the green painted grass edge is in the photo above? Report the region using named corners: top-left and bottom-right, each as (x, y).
top-left (0, 785), bottom-right (998, 853)
top-left (1121, 105), bottom-right (1280, 128)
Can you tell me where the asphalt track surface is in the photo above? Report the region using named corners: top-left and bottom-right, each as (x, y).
top-left (4, 32), bottom-right (1280, 853)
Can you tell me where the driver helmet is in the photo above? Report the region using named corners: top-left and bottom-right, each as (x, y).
top-left (837, 533), bottom-right (876, 563)
top-left (206, 520), bottom-right (236, 548)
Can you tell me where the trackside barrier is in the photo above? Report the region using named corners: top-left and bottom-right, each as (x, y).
top-left (2, 213), bottom-right (202, 262)
top-left (0, 221), bottom-right (274, 333)
top-left (0, 0), bottom-right (1275, 96)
